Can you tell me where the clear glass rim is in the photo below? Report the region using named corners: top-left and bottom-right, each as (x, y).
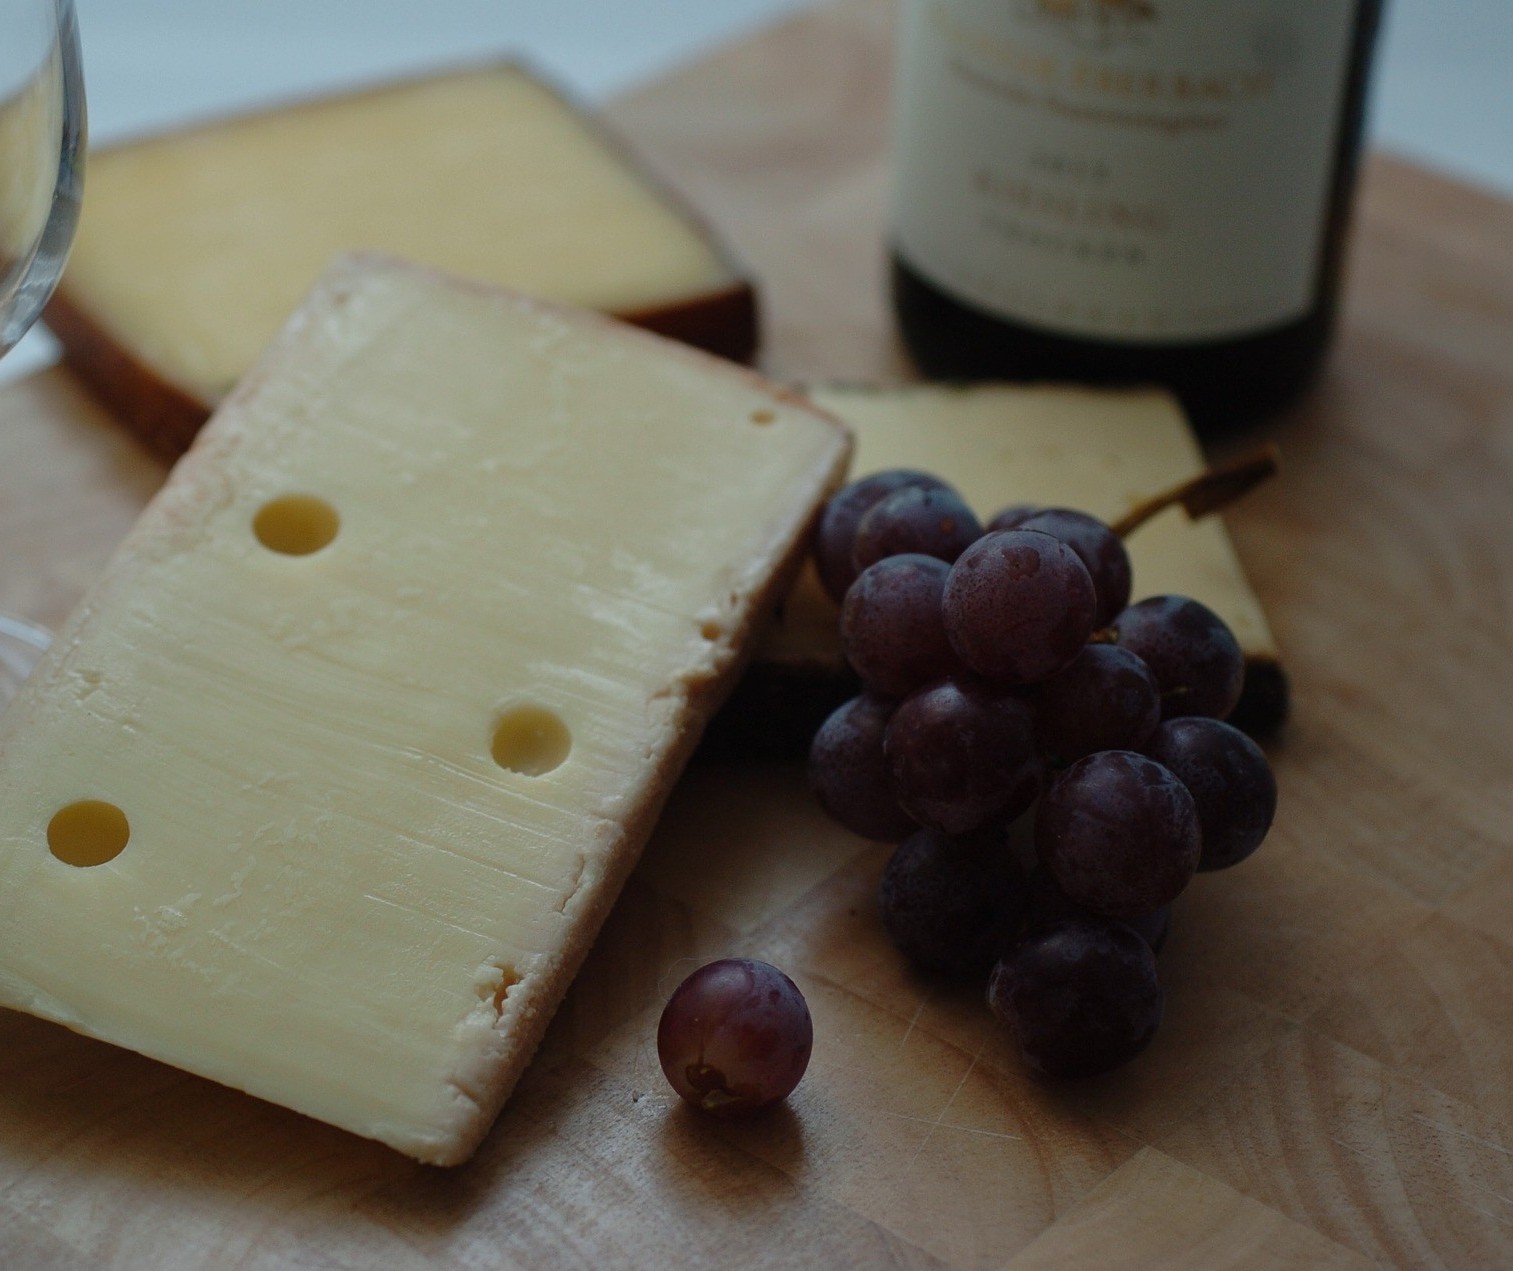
top-left (0, 0), bottom-right (86, 357)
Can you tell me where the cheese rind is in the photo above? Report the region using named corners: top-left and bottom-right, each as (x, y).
top-left (46, 64), bottom-right (757, 459)
top-left (0, 256), bottom-right (848, 1164)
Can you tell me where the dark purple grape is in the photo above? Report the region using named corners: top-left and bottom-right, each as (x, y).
top-left (1016, 509), bottom-right (1132, 628)
top-left (879, 825), bottom-right (1028, 978)
top-left (853, 484), bottom-right (982, 572)
top-left (808, 694), bottom-right (917, 842)
top-left (1036, 750), bottom-right (1200, 916)
top-left (815, 470), bottom-right (948, 604)
top-left (1145, 717), bottom-right (1277, 872)
top-left (1022, 866), bottom-right (1171, 954)
top-left (1036, 644), bottom-right (1161, 766)
top-left (988, 918), bottom-right (1163, 1078)
top-left (840, 554), bottom-right (957, 697)
top-left (658, 959), bottom-right (813, 1117)
top-left (1113, 596), bottom-right (1245, 721)
top-left (986, 503), bottom-right (1039, 533)
top-left (885, 678), bottom-right (1041, 835)
top-left (943, 530), bottom-right (1098, 685)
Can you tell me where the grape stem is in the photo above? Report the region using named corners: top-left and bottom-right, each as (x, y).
top-left (1111, 445), bottom-right (1280, 539)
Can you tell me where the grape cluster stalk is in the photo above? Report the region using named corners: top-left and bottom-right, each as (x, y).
top-left (808, 470), bottom-right (1278, 1079)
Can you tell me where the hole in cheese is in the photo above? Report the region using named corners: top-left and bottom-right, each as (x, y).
top-left (750, 409), bottom-right (776, 425)
top-left (253, 495), bottom-right (340, 556)
top-left (47, 801), bottom-right (130, 867)
top-left (490, 705), bottom-right (571, 777)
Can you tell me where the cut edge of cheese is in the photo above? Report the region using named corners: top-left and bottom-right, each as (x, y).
top-left (2, 253), bottom-right (849, 1165)
top-left (705, 382), bottom-right (1286, 757)
top-left (44, 59), bottom-right (758, 462)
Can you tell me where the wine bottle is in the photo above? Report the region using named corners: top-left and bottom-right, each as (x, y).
top-left (890, 0), bottom-right (1386, 429)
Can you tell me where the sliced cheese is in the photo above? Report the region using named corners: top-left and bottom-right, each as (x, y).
top-left (0, 255), bottom-right (848, 1165)
top-left (710, 384), bottom-right (1284, 756)
top-left (47, 64), bottom-right (755, 458)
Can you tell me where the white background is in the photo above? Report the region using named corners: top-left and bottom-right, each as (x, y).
top-left (7, 0), bottom-right (1512, 379)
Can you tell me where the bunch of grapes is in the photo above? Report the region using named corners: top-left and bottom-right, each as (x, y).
top-left (808, 470), bottom-right (1278, 1079)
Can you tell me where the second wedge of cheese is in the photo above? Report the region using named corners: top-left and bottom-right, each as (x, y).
top-left (708, 384), bottom-right (1285, 757)
top-left (47, 64), bottom-right (757, 458)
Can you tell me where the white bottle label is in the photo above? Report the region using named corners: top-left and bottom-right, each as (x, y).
top-left (893, 0), bottom-right (1357, 343)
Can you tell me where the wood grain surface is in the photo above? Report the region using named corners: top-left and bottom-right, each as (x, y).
top-left (4, 0), bottom-right (1513, 1265)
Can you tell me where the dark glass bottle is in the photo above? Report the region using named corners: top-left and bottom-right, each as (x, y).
top-left (890, 0), bottom-right (1386, 431)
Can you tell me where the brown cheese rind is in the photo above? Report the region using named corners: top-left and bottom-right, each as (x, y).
top-left (620, 281), bottom-right (758, 366)
top-left (44, 284), bottom-right (204, 463)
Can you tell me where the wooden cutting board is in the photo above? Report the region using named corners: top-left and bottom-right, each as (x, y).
top-left (4, 1), bottom-right (1513, 1265)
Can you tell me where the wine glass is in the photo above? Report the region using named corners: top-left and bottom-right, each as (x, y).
top-left (0, 0), bottom-right (84, 707)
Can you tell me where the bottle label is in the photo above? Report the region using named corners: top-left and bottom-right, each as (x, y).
top-left (893, 0), bottom-right (1357, 343)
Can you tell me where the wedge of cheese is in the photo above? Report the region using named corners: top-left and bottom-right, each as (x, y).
top-left (707, 384), bottom-right (1285, 756)
top-left (0, 255), bottom-right (848, 1165)
top-left (46, 64), bottom-right (756, 459)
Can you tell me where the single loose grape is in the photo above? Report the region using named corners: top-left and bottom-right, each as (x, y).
top-left (657, 959), bottom-right (813, 1117)
top-left (1145, 717), bottom-right (1277, 871)
top-left (815, 470), bottom-right (948, 604)
top-left (988, 918), bottom-right (1163, 1079)
top-left (808, 694), bottom-right (917, 842)
top-left (885, 678), bottom-right (1041, 835)
top-left (840, 554), bottom-right (958, 697)
top-left (1017, 508), bottom-right (1132, 628)
top-left (1113, 596), bottom-right (1245, 721)
top-left (878, 825), bottom-right (1028, 979)
top-left (1036, 750), bottom-right (1201, 916)
top-left (943, 530), bottom-right (1097, 685)
top-left (1036, 644), bottom-right (1161, 766)
top-left (852, 484), bottom-right (982, 572)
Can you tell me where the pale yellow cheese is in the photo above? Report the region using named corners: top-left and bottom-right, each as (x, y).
top-left (60, 64), bottom-right (746, 405)
top-left (0, 256), bottom-right (848, 1164)
top-left (760, 384), bottom-right (1277, 669)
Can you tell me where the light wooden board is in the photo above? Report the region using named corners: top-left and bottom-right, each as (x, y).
top-left (4, 0), bottom-right (1513, 1265)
